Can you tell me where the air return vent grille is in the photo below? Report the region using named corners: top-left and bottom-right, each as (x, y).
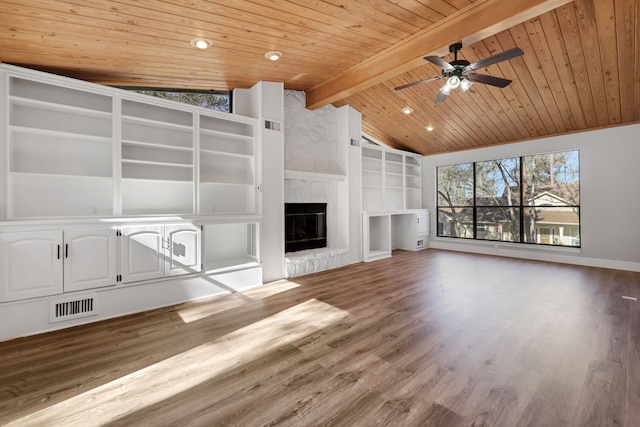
top-left (264, 120), bottom-right (281, 132)
top-left (50, 295), bottom-right (98, 323)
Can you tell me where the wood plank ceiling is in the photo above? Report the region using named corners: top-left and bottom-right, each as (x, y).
top-left (0, 0), bottom-right (638, 155)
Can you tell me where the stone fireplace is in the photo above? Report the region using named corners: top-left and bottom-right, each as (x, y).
top-left (282, 90), bottom-right (350, 277)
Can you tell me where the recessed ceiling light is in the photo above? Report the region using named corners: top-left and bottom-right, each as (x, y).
top-left (265, 50), bottom-right (283, 61)
top-left (425, 125), bottom-right (436, 132)
top-left (401, 107), bottom-right (414, 115)
top-left (190, 37), bottom-right (212, 49)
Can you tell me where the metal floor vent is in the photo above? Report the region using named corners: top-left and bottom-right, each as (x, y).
top-left (50, 295), bottom-right (98, 323)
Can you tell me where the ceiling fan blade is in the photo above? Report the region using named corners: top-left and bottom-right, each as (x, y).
top-left (394, 76), bottom-right (442, 91)
top-left (467, 73), bottom-right (512, 88)
top-left (466, 47), bottom-right (524, 71)
top-left (424, 55), bottom-right (455, 71)
top-left (435, 91), bottom-right (449, 103)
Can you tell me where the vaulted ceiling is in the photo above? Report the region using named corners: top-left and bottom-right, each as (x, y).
top-left (0, 0), bottom-right (638, 155)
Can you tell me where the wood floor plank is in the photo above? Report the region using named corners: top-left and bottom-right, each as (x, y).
top-left (516, 371), bottom-right (585, 426)
top-left (573, 360), bottom-right (627, 427)
top-left (626, 303), bottom-right (640, 427)
top-left (590, 294), bottom-right (632, 369)
top-left (0, 249), bottom-right (639, 426)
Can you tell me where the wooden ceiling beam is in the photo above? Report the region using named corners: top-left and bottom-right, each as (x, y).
top-left (305, 0), bottom-right (574, 110)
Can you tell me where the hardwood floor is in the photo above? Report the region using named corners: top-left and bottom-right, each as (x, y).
top-left (1, 249), bottom-right (639, 426)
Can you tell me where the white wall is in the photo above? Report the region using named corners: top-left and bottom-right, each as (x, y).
top-left (284, 90), bottom-right (345, 174)
top-left (234, 82), bottom-right (285, 283)
top-left (422, 123), bottom-right (640, 271)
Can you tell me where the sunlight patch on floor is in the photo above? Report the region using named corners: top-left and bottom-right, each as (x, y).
top-left (175, 279), bottom-right (302, 323)
top-left (7, 298), bottom-right (346, 426)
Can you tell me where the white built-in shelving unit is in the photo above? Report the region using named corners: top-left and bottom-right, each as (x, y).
top-left (405, 155), bottom-right (422, 209)
top-left (0, 64), bottom-right (265, 340)
top-left (361, 146), bottom-right (383, 212)
top-left (359, 137), bottom-right (428, 262)
top-left (360, 140), bottom-right (422, 212)
top-left (7, 76), bottom-right (115, 218)
top-left (120, 99), bottom-right (195, 215)
top-left (384, 151), bottom-right (404, 211)
top-left (199, 115), bottom-right (256, 215)
top-left (2, 66), bottom-right (259, 219)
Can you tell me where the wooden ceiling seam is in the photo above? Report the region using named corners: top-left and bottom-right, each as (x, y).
top-left (594, 0), bottom-right (622, 125)
top-left (573, 0), bottom-right (612, 127)
top-left (538, 9), bottom-right (589, 130)
top-left (555, 1), bottom-right (600, 127)
top-left (522, 16), bottom-right (582, 132)
top-left (613, 0), bottom-right (636, 123)
top-left (508, 24), bottom-right (567, 133)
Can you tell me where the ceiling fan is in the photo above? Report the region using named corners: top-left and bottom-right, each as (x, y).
top-left (394, 43), bottom-right (524, 103)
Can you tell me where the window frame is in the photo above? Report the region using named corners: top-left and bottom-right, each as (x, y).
top-left (436, 150), bottom-right (580, 248)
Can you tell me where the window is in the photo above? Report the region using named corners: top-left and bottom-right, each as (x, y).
top-left (436, 150), bottom-right (580, 247)
top-left (437, 163), bottom-right (473, 238)
top-left (117, 88), bottom-right (231, 112)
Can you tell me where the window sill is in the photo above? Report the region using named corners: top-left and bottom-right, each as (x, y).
top-left (432, 236), bottom-right (582, 254)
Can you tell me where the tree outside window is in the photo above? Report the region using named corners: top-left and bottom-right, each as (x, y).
top-left (119, 88), bottom-right (230, 112)
top-left (437, 163), bottom-right (473, 238)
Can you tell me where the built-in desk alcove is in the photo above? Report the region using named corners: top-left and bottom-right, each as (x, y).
top-left (363, 209), bottom-right (429, 262)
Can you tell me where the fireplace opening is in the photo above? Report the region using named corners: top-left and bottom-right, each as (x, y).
top-left (285, 203), bottom-right (327, 253)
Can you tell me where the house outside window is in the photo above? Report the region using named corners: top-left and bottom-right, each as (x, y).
top-left (437, 150), bottom-right (580, 247)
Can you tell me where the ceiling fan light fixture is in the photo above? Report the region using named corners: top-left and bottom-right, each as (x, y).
top-left (461, 79), bottom-right (473, 92)
top-left (447, 75), bottom-right (461, 89)
top-left (265, 50), bottom-right (283, 61)
top-left (401, 106), bottom-right (414, 115)
top-left (190, 37), bottom-right (212, 49)
top-left (439, 85), bottom-right (452, 96)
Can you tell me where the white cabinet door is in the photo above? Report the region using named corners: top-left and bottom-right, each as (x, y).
top-left (166, 224), bottom-right (201, 277)
top-left (121, 226), bottom-right (165, 283)
top-left (417, 210), bottom-right (429, 235)
top-left (0, 231), bottom-right (63, 302)
top-left (63, 229), bottom-right (117, 292)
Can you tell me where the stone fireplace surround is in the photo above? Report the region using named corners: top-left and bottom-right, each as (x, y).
top-left (284, 178), bottom-right (348, 277)
top-left (283, 90), bottom-right (349, 278)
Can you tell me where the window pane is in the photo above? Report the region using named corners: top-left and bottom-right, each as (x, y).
top-left (476, 158), bottom-right (520, 206)
top-left (437, 208), bottom-right (473, 238)
top-left (437, 163), bottom-right (473, 206)
top-left (523, 150), bottom-right (579, 206)
top-left (523, 207), bottom-right (580, 246)
top-left (125, 89), bottom-right (230, 112)
top-left (476, 207), bottom-right (521, 242)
